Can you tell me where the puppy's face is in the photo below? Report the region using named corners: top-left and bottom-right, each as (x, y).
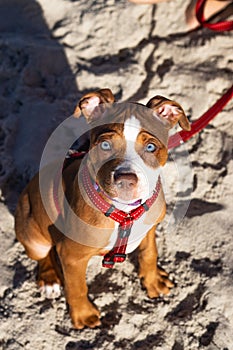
top-left (75, 89), bottom-right (190, 203)
top-left (88, 116), bottom-right (167, 203)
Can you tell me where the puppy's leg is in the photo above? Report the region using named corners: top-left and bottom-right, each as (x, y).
top-left (57, 240), bottom-right (100, 329)
top-left (38, 247), bottom-right (63, 299)
top-left (15, 201), bottom-right (62, 298)
top-left (138, 225), bottom-right (174, 298)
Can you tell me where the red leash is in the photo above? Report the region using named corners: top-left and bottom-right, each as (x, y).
top-left (168, 0), bottom-right (233, 149)
top-left (195, 0), bottom-right (233, 31)
top-left (168, 85), bottom-right (233, 149)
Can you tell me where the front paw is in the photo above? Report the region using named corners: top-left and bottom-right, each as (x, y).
top-left (70, 298), bottom-right (101, 329)
top-left (39, 282), bottom-right (61, 299)
top-left (38, 271), bottom-right (62, 299)
top-left (140, 267), bottom-right (174, 298)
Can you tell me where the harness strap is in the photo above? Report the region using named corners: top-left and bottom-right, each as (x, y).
top-left (81, 165), bottom-right (161, 268)
top-left (102, 217), bottom-right (134, 267)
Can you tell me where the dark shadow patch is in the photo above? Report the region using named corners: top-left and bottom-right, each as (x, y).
top-left (172, 341), bottom-right (184, 350)
top-left (38, 299), bottom-right (54, 315)
top-left (12, 261), bottom-right (36, 288)
top-left (88, 269), bottom-right (120, 295)
top-left (114, 339), bottom-right (131, 349)
top-left (55, 324), bottom-right (71, 337)
top-left (131, 332), bottom-right (164, 349)
top-left (175, 251), bottom-right (191, 264)
top-left (177, 186), bottom-right (193, 198)
top-left (12, 261), bottom-right (28, 288)
top-left (185, 198), bottom-right (223, 218)
top-left (128, 249), bottom-right (139, 271)
top-left (65, 330), bottom-right (115, 349)
top-left (0, 338), bottom-right (24, 350)
top-left (157, 58), bottom-right (174, 80)
top-left (191, 257), bottom-right (222, 277)
top-left (199, 322), bottom-right (219, 346)
top-left (93, 330), bottom-right (115, 346)
top-left (28, 297), bottom-right (57, 316)
top-left (127, 296), bottom-right (149, 314)
top-left (101, 310), bottom-right (122, 329)
top-left (166, 284), bottom-right (206, 323)
top-left (77, 48), bottom-right (137, 76)
top-left (66, 340), bottom-right (94, 350)
top-left (101, 301), bottom-right (122, 329)
top-left (0, 0), bottom-right (79, 212)
top-left (113, 332), bottom-right (164, 350)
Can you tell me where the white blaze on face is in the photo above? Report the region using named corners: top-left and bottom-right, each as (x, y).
top-left (123, 115), bottom-right (141, 156)
top-left (118, 115), bottom-right (160, 204)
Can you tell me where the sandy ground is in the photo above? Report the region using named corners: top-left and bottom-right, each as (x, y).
top-left (0, 0), bottom-right (233, 349)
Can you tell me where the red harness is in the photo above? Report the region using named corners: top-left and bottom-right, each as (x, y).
top-left (81, 165), bottom-right (161, 268)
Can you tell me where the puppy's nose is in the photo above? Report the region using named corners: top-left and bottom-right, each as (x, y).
top-left (114, 170), bottom-right (138, 190)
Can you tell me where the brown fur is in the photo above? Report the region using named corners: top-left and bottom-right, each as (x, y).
top-left (15, 89), bottom-right (190, 329)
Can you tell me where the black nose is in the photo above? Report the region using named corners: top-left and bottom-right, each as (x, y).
top-left (114, 169), bottom-right (138, 190)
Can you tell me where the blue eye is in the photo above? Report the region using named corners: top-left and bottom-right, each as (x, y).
top-left (146, 143), bottom-right (156, 152)
top-left (100, 141), bottom-right (112, 151)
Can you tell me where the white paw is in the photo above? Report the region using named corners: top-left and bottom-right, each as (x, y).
top-left (40, 283), bottom-right (61, 299)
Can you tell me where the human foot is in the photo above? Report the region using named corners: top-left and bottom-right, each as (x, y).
top-left (185, 0), bottom-right (233, 30)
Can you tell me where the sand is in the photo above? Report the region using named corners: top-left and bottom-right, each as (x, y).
top-left (0, 0), bottom-right (233, 349)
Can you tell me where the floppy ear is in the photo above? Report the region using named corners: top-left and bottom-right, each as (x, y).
top-left (146, 95), bottom-right (191, 131)
top-left (73, 88), bottom-right (115, 121)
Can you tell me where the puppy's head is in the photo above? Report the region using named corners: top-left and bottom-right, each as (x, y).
top-left (76, 89), bottom-right (190, 203)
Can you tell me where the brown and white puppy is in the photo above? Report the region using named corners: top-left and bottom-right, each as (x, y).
top-left (15, 88), bottom-right (190, 329)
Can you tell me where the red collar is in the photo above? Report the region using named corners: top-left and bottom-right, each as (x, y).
top-left (81, 165), bottom-right (161, 268)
